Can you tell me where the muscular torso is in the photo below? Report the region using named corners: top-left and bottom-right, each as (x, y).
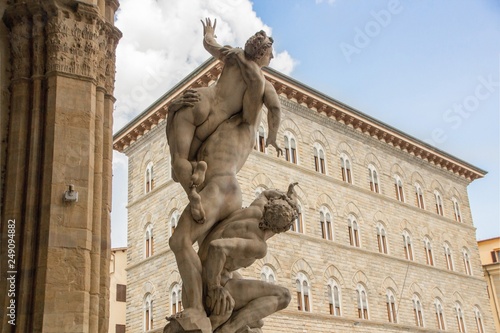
top-left (199, 205), bottom-right (266, 273)
top-left (193, 60), bottom-right (248, 143)
top-left (196, 114), bottom-right (257, 181)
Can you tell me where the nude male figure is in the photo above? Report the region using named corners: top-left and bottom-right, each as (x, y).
top-left (199, 183), bottom-right (299, 333)
top-left (166, 18), bottom-right (281, 222)
top-left (166, 26), bottom-right (282, 332)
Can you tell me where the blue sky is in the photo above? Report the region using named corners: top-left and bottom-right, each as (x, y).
top-left (111, 0), bottom-right (499, 247)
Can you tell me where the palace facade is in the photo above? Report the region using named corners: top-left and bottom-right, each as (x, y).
top-left (113, 58), bottom-right (495, 333)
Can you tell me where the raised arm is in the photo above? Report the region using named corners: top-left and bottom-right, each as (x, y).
top-left (201, 18), bottom-right (229, 60)
top-left (264, 81), bottom-right (282, 156)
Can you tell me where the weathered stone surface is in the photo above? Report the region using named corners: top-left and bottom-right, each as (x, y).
top-left (0, 1), bottom-right (121, 332)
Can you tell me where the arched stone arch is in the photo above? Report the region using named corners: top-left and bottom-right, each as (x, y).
top-left (448, 187), bottom-right (463, 202)
top-left (290, 259), bottom-right (315, 282)
top-left (280, 118), bottom-right (302, 140)
top-left (409, 282), bottom-right (423, 298)
top-left (380, 276), bottom-right (399, 295)
top-left (166, 271), bottom-right (182, 292)
top-left (336, 141), bottom-right (356, 162)
top-left (343, 202), bottom-right (363, 222)
top-left (315, 193), bottom-right (337, 215)
top-left (453, 291), bottom-right (465, 305)
top-left (399, 219), bottom-right (412, 233)
top-left (373, 211), bottom-right (389, 226)
top-left (165, 198), bottom-right (184, 220)
top-left (254, 252), bottom-right (283, 278)
top-left (430, 179), bottom-right (445, 194)
top-left (143, 281), bottom-right (156, 297)
top-left (351, 270), bottom-right (370, 289)
top-left (363, 152), bottom-right (382, 170)
top-left (251, 173), bottom-right (274, 190)
top-left (291, 183), bottom-right (309, 207)
top-left (432, 287), bottom-right (446, 303)
top-left (419, 226), bottom-right (436, 240)
top-left (140, 149), bottom-right (153, 171)
top-left (390, 163), bottom-right (406, 179)
top-left (410, 171), bottom-right (426, 188)
top-left (309, 130), bottom-right (331, 152)
top-left (323, 265), bottom-right (345, 286)
top-left (140, 212), bottom-right (153, 231)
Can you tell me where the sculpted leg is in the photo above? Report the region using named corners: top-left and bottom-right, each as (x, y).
top-left (214, 280), bottom-right (291, 333)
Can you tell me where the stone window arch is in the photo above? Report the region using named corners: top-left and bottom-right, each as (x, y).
top-left (255, 125), bottom-right (266, 153)
top-left (327, 278), bottom-right (341, 316)
top-left (340, 153), bottom-right (353, 184)
top-left (394, 175), bottom-right (405, 202)
top-left (368, 164), bottom-right (380, 193)
top-left (452, 197), bottom-right (462, 222)
top-left (376, 222), bottom-right (388, 254)
top-left (295, 272), bottom-right (311, 312)
top-left (284, 131), bottom-right (298, 164)
top-left (415, 182), bottom-right (425, 209)
top-left (348, 214), bottom-right (360, 247)
top-left (462, 247), bottom-right (472, 275)
top-left (386, 289), bottom-right (397, 323)
top-left (424, 236), bottom-right (434, 266)
top-left (356, 283), bottom-right (369, 319)
top-left (402, 230), bottom-right (414, 261)
top-left (170, 283), bottom-right (182, 315)
top-left (434, 190), bottom-right (444, 216)
top-left (444, 242), bottom-right (454, 271)
top-left (143, 293), bottom-right (154, 331)
top-left (455, 302), bottom-right (466, 333)
top-left (313, 142), bottom-right (327, 174)
top-left (261, 265), bottom-right (276, 284)
top-left (474, 306), bottom-right (485, 333)
top-left (320, 206), bottom-right (333, 241)
top-left (291, 200), bottom-right (304, 234)
top-left (144, 223), bottom-right (153, 258)
top-left (412, 294), bottom-right (425, 327)
top-left (144, 161), bottom-right (154, 194)
top-left (434, 298), bottom-right (446, 330)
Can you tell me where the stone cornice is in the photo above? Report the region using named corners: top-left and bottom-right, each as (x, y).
top-left (112, 58), bottom-right (486, 182)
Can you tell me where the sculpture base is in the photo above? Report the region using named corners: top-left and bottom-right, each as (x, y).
top-left (164, 313), bottom-right (212, 333)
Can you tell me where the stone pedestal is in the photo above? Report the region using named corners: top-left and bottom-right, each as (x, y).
top-left (0, 1), bottom-right (121, 332)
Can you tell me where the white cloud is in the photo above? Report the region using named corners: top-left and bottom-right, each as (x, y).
top-left (113, 0), bottom-right (297, 133)
top-left (270, 50), bottom-right (298, 76)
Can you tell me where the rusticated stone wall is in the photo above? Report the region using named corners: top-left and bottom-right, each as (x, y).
top-left (0, 1), bottom-right (121, 332)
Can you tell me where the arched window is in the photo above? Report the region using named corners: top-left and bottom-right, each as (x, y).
top-left (434, 298), bottom-right (446, 331)
top-left (254, 186), bottom-right (266, 198)
top-left (290, 201), bottom-right (303, 233)
top-left (434, 190), bottom-right (444, 216)
top-left (356, 284), bottom-right (369, 319)
top-left (144, 224), bottom-right (153, 258)
top-left (376, 223), bottom-right (388, 254)
top-left (444, 242), bottom-right (454, 271)
top-left (313, 143), bottom-right (326, 174)
top-left (413, 294), bottom-right (424, 327)
top-left (348, 215), bottom-right (360, 247)
top-left (284, 132), bottom-right (298, 164)
top-left (394, 175), bottom-right (405, 202)
top-left (170, 211), bottom-right (180, 237)
top-left (368, 165), bottom-right (380, 193)
top-left (340, 153), bottom-right (352, 184)
top-left (320, 207), bottom-right (333, 241)
top-left (474, 306), bottom-right (485, 333)
top-left (415, 183), bottom-right (425, 209)
top-left (170, 283), bottom-right (182, 315)
top-left (455, 303), bottom-right (466, 333)
top-left (145, 162), bottom-right (154, 194)
top-left (462, 248), bottom-right (472, 275)
top-left (327, 278), bottom-right (341, 316)
top-left (144, 293), bottom-right (153, 331)
top-left (452, 197), bottom-right (462, 222)
top-left (255, 125), bottom-right (266, 153)
top-left (386, 289), bottom-right (397, 323)
top-left (424, 237), bottom-right (434, 266)
top-left (260, 265), bottom-right (276, 284)
top-left (295, 272), bottom-right (311, 312)
top-left (402, 230), bottom-right (414, 261)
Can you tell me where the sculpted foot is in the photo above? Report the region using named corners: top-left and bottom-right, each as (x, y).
top-left (190, 161), bottom-right (207, 187)
top-left (189, 187), bottom-right (206, 223)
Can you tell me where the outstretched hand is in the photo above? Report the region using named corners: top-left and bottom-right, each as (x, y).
top-left (266, 139), bottom-right (283, 157)
top-left (168, 89), bottom-right (200, 113)
top-left (206, 285), bottom-right (235, 316)
top-left (201, 18), bottom-right (217, 37)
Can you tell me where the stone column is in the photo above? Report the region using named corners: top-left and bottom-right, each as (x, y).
top-left (0, 1), bottom-right (121, 332)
